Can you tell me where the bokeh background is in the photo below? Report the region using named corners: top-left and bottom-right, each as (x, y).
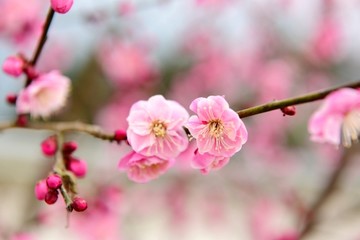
top-left (1, 0), bottom-right (360, 239)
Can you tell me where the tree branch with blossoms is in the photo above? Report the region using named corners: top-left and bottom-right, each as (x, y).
top-left (1, 0), bottom-right (360, 239)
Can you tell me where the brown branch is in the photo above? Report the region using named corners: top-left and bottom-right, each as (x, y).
top-left (299, 148), bottom-right (354, 239)
top-left (25, 7), bottom-right (55, 86)
top-left (238, 80), bottom-right (360, 118)
top-left (1, 80), bottom-right (360, 141)
top-left (0, 121), bottom-right (116, 142)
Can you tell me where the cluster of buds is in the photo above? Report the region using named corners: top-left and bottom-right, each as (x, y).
top-left (62, 141), bottom-right (87, 178)
top-left (35, 136), bottom-right (88, 212)
top-left (34, 176), bottom-right (87, 212)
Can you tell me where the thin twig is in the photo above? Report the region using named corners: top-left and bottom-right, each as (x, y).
top-left (238, 80), bottom-right (360, 118)
top-left (299, 148), bottom-right (354, 239)
top-left (25, 7), bottom-right (55, 86)
top-left (0, 121), bottom-right (116, 142)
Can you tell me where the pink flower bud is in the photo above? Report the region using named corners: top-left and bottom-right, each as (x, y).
top-left (2, 56), bottom-right (24, 77)
top-left (50, 0), bottom-right (74, 14)
top-left (72, 196), bottom-right (88, 212)
top-left (6, 94), bottom-right (17, 105)
top-left (41, 136), bottom-right (58, 156)
top-left (68, 158), bottom-right (87, 178)
top-left (46, 174), bottom-right (62, 189)
top-left (114, 129), bottom-right (127, 143)
top-left (16, 114), bottom-right (28, 127)
top-left (62, 141), bottom-right (78, 155)
top-left (23, 65), bottom-right (39, 80)
top-left (45, 189), bottom-right (58, 205)
top-left (34, 180), bottom-right (48, 200)
top-left (281, 106), bottom-right (296, 116)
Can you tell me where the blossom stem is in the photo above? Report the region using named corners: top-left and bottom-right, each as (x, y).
top-left (54, 132), bottom-right (73, 211)
top-left (25, 7), bottom-right (55, 86)
top-left (237, 80), bottom-right (360, 118)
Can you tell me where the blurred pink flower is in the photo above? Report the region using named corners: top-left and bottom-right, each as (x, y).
top-left (0, 0), bottom-right (44, 45)
top-left (127, 95), bottom-right (189, 159)
top-left (309, 17), bottom-right (342, 63)
top-left (195, 0), bottom-right (232, 7)
top-left (16, 70), bottom-right (71, 118)
top-left (118, 151), bottom-right (174, 183)
top-left (96, 91), bottom-right (147, 131)
top-left (98, 40), bottom-right (157, 86)
top-left (250, 200), bottom-right (298, 240)
top-left (187, 95), bottom-right (248, 157)
top-left (10, 233), bottom-right (35, 240)
top-left (50, 0), bottom-right (73, 14)
top-left (308, 88), bottom-right (360, 147)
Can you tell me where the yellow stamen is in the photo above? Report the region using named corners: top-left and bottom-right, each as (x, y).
top-left (151, 120), bottom-right (167, 138)
top-left (341, 110), bottom-right (360, 148)
top-left (208, 119), bottom-right (224, 138)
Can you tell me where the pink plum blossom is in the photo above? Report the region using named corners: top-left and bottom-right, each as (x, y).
top-left (187, 95), bottom-right (248, 157)
top-left (16, 70), bottom-right (71, 118)
top-left (126, 95), bottom-right (189, 159)
top-left (118, 151), bottom-right (174, 183)
top-left (98, 40), bottom-right (157, 86)
top-left (192, 150), bottom-right (230, 174)
top-left (308, 88), bottom-right (360, 147)
top-left (50, 0), bottom-right (74, 14)
top-left (309, 17), bottom-right (342, 64)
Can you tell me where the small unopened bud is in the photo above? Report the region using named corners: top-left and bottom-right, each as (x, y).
top-left (72, 196), bottom-right (88, 212)
top-left (6, 94), bottom-right (17, 105)
top-left (50, 0), bottom-right (74, 14)
top-left (62, 141), bottom-right (78, 155)
top-left (41, 136), bottom-right (58, 156)
top-left (2, 56), bottom-right (24, 77)
top-left (46, 174), bottom-right (62, 189)
top-left (114, 129), bottom-right (127, 143)
top-left (68, 158), bottom-right (87, 178)
top-left (35, 180), bottom-right (48, 200)
top-left (45, 189), bottom-right (59, 205)
top-left (16, 114), bottom-right (28, 127)
top-left (281, 106), bottom-right (296, 116)
top-left (23, 65), bottom-right (39, 80)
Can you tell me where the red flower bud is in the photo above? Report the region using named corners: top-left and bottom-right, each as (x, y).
top-left (16, 114), bottom-right (28, 127)
top-left (68, 158), bottom-right (87, 178)
top-left (35, 180), bottom-right (48, 200)
top-left (6, 94), bottom-right (17, 105)
top-left (41, 136), bottom-right (58, 156)
top-left (72, 196), bottom-right (88, 212)
top-left (45, 190), bottom-right (59, 205)
top-left (62, 141), bottom-right (78, 155)
top-left (2, 56), bottom-right (24, 77)
top-left (46, 174), bottom-right (62, 189)
top-left (281, 106), bottom-right (296, 116)
top-left (114, 129), bottom-right (127, 143)
top-left (50, 0), bottom-right (74, 14)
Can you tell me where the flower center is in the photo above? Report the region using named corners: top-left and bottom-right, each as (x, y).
top-left (208, 119), bottom-right (224, 138)
top-left (151, 120), bottom-right (167, 138)
top-left (341, 109), bottom-right (360, 147)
